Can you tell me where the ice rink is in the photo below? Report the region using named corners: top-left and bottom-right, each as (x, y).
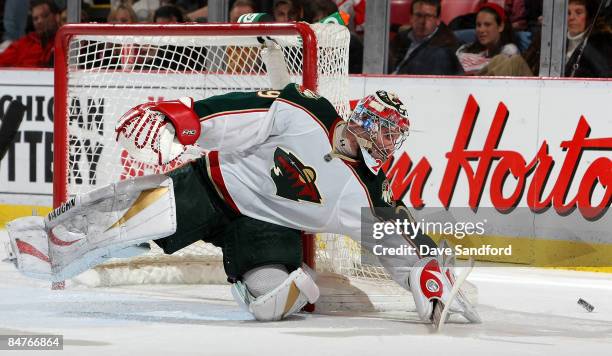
top-left (1, 233), bottom-right (611, 356)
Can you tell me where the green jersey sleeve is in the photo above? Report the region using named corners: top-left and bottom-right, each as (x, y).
top-left (193, 90), bottom-right (278, 119)
top-left (277, 84), bottom-right (342, 130)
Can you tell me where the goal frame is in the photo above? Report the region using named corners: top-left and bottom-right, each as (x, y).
top-left (52, 23), bottom-right (321, 282)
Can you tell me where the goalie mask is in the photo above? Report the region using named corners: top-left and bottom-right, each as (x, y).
top-left (347, 91), bottom-right (410, 162)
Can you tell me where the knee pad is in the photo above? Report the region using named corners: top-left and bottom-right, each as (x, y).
top-left (231, 266), bottom-right (319, 321)
top-left (243, 264), bottom-right (289, 297)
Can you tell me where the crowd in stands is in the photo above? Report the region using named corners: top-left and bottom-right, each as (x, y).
top-left (0, 0), bottom-right (609, 78)
top-left (0, 0), bottom-right (59, 67)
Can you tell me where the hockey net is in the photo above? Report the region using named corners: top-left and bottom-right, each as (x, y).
top-left (54, 23), bottom-right (412, 311)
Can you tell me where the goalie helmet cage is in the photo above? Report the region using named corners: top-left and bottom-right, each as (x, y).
top-left (53, 23), bottom-right (413, 312)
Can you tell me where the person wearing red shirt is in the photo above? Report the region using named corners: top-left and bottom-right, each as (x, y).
top-left (0, 0), bottom-right (60, 68)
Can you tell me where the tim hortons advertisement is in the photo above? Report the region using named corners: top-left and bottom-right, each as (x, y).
top-left (358, 77), bottom-right (610, 254)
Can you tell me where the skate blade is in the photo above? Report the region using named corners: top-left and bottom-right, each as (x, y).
top-left (435, 257), bottom-right (477, 332)
top-left (432, 300), bottom-right (446, 330)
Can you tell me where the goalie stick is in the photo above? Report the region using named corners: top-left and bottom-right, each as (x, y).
top-left (0, 100), bottom-right (26, 162)
top-left (432, 257), bottom-right (476, 332)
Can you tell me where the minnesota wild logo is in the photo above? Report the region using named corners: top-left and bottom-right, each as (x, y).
top-left (382, 179), bottom-right (395, 206)
top-left (271, 147), bottom-right (322, 204)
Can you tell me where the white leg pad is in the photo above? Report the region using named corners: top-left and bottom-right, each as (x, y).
top-left (46, 174), bottom-right (177, 281)
top-left (231, 267), bottom-right (320, 321)
top-left (6, 216), bottom-right (52, 280)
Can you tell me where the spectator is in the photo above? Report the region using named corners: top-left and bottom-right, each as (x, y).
top-left (226, 0), bottom-right (261, 73)
top-left (1, 0), bottom-right (30, 53)
top-left (449, 1), bottom-right (532, 51)
top-left (144, 5), bottom-right (205, 72)
top-left (308, 0), bottom-right (342, 23)
top-left (449, 1), bottom-right (527, 31)
top-left (456, 2), bottom-right (519, 74)
top-left (59, 5), bottom-right (90, 27)
top-left (389, 0), bottom-right (464, 75)
top-left (229, 0), bottom-right (257, 22)
top-left (335, 0), bottom-right (365, 33)
top-left (186, 5), bottom-right (207, 22)
top-left (305, 0), bottom-right (363, 73)
top-left (153, 5), bottom-right (184, 23)
top-left (174, 0), bottom-right (205, 13)
top-left (503, 0), bottom-right (531, 50)
top-left (132, 0), bottom-right (176, 22)
top-left (501, 0), bottom-right (611, 77)
top-left (107, 4), bottom-right (138, 23)
top-left (272, 0), bottom-right (303, 22)
top-left (0, 0), bottom-right (59, 68)
top-left (448, 7), bottom-right (477, 32)
top-left (60, 7), bottom-right (68, 26)
top-left (519, 28), bottom-right (541, 75)
top-left (225, 0), bottom-right (259, 72)
top-left (503, 0), bottom-right (527, 30)
top-left (565, 0), bottom-right (612, 77)
top-left (81, 4), bottom-right (137, 70)
top-left (525, 0), bottom-right (543, 35)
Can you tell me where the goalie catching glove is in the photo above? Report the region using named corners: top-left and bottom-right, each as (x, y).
top-left (408, 240), bottom-right (481, 325)
top-left (115, 97), bottom-right (202, 165)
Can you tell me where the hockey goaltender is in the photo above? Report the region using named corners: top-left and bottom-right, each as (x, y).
top-left (6, 37), bottom-right (480, 327)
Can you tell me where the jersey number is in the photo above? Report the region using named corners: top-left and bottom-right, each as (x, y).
top-left (257, 90), bottom-right (281, 99)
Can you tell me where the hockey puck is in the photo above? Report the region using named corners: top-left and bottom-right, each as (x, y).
top-left (577, 298), bottom-right (595, 312)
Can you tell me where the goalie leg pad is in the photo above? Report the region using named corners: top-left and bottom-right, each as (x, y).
top-left (46, 174), bottom-right (177, 281)
top-left (5, 216), bottom-right (143, 281)
top-left (6, 216), bottom-right (52, 280)
top-left (231, 267), bottom-right (320, 321)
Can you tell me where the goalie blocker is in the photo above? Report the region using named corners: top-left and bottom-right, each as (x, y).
top-left (115, 97), bottom-right (202, 165)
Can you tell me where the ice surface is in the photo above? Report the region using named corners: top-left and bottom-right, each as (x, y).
top-left (1, 230), bottom-right (611, 356)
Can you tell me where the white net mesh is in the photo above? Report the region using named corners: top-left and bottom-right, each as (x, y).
top-left (60, 24), bottom-right (393, 291)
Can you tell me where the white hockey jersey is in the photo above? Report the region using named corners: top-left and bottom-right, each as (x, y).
top-left (193, 84), bottom-right (427, 287)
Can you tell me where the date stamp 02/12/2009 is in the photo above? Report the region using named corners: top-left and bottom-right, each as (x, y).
top-left (0, 335), bottom-right (63, 350)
